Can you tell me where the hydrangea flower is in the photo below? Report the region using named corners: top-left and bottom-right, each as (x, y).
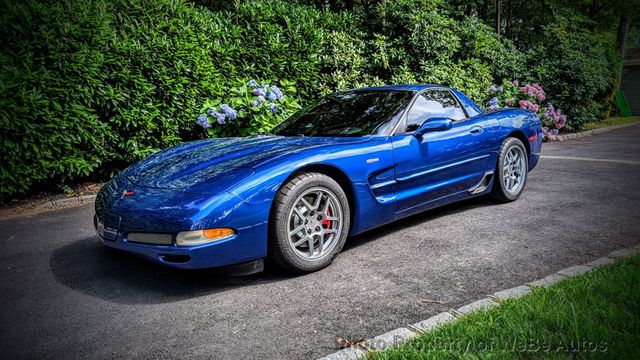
top-left (520, 83), bottom-right (546, 102)
top-left (518, 99), bottom-right (540, 112)
top-left (251, 99), bottom-right (261, 107)
top-left (486, 97), bottom-right (500, 109)
top-left (543, 103), bottom-right (567, 130)
top-left (270, 85), bottom-right (284, 101)
top-left (247, 80), bottom-right (258, 87)
top-left (269, 103), bottom-right (279, 114)
top-left (220, 104), bottom-right (237, 120)
top-left (489, 85), bottom-right (503, 93)
top-left (216, 113), bottom-right (226, 125)
top-left (267, 90), bottom-right (277, 102)
top-left (253, 87), bottom-right (266, 97)
top-left (196, 114), bottom-right (211, 129)
top-left (512, 80), bottom-right (520, 86)
top-left (505, 98), bottom-right (515, 107)
top-left (206, 108), bottom-right (217, 117)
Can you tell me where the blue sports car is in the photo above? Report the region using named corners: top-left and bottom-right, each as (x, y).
top-left (95, 85), bottom-right (542, 273)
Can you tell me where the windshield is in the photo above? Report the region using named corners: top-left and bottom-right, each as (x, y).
top-left (273, 90), bottom-right (414, 137)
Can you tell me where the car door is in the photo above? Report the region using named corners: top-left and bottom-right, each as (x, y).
top-left (391, 89), bottom-right (491, 214)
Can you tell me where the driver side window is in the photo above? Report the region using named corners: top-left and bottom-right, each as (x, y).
top-left (404, 90), bottom-right (467, 132)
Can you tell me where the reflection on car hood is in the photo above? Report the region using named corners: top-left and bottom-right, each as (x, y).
top-left (125, 135), bottom-right (359, 194)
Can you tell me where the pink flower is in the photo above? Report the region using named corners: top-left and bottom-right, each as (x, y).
top-left (506, 98), bottom-right (515, 106)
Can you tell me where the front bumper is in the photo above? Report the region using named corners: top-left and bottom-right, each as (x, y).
top-left (95, 213), bottom-right (267, 269)
top-left (94, 175), bottom-right (269, 270)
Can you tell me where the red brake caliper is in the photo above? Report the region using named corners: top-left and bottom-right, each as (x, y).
top-left (322, 207), bottom-right (332, 228)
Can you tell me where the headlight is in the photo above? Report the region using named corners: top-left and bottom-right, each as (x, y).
top-left (176, 228), bottom-right (235, 246)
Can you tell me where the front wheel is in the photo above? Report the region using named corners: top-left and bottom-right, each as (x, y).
top-left (269, 172), bottom-right (350, 273)
top-left (492, 137), bottom-right (528, 202)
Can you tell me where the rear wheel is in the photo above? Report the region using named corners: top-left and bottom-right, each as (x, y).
top-left (492, 137), bottom-right (528, 202)
top-left (269, 172), bottom-right (350, 272)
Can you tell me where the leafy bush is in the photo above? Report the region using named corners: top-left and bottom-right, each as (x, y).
top-left (0, 0), bottom-right (113, 196)
top-left (0, 0), bottom-right (623, 198)
top-left (526, 18), bottom-right (619, 131)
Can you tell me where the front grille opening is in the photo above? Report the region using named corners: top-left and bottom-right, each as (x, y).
top-left (160, 254), bottom-right (191, 263)
top-left (127, 232), bottom-right (173, 245)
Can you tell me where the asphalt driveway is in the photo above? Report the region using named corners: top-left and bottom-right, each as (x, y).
top-left (1, 125), bottom-right (640, 359)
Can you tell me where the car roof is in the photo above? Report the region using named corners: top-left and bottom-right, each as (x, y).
top-left (352, 84), bottom-right (445, 92)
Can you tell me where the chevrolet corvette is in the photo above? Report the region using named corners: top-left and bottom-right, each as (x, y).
top-left (95, 85), bottom-right (542, 273)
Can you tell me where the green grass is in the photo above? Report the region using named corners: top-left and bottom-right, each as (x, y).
top-left (372, 255), bottom-right (640, 359)
top-left (584, 116), bottom-right (640, 131)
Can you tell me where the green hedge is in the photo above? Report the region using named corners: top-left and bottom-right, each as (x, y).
top-left (0, 0), bottom-right (619, 198)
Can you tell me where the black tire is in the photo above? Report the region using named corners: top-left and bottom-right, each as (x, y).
top-left (491, 137), bottom-right (529, 202)
top-left (269, 172), bottom-right (351, 273)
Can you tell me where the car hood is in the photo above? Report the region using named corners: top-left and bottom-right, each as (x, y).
top-left (125, 135), bottom-right (362, 194)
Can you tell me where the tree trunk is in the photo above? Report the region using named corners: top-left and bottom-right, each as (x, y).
top-left (495, 0), bottom-right (501, 34)
top-left (345, 0), bottom-right (354, 11)
top-left (479, 0), bottom-right (488, 22)
top-left (617, 15), bottom-right (630, 54)
top-left (505, 0), bottom-right (513, 37)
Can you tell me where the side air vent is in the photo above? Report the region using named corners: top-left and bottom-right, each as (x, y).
top-left (469, 171), bottom-right (494, 194)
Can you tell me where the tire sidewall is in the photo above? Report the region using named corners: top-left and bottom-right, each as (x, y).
top-left (494, 138), bottom-right (528, 201)
top-left (270, 173), bottom-right (351, 272)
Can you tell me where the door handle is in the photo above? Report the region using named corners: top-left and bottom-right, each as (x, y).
top-left (470, 126), bottom-right (484, 135)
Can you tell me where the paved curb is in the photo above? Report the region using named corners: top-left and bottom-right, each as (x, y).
top-left (39, 194), bottom-right (97, 209)
top-left (317, 243), bottom-right (640, 359)
top-left (555, 122), bottom-right (640, 141)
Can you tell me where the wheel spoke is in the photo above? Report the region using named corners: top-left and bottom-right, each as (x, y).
top-left (293, 236), bottom-right (308, 247)
top-left (322, 198), bottom-right (330, 212)
top-left (300, 198), bottom-right (314, 211)
top-left (313, 192), bottom-right (323, 210)
top-left (291, 223), bottom-right (305, 236)
top-left (307, 237), bottom-right (314, 256)
top-left (317, 235), bottom-right (324, 255)
top-left (293, 206), bottom-right (306, 219)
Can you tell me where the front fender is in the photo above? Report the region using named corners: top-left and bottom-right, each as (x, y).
top-left (227, 136), bottom-right (398, 235)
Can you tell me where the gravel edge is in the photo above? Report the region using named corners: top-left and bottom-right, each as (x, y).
top-left (317, 244), bottom-right (640, 360)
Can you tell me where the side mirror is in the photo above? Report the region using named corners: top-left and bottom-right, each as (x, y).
top-left (414, 117), bottom-right (453, 137)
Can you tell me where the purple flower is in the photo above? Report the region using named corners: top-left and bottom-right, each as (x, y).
top-left (269, 103), bottom-right (279, 114)
top-left (216, 113), bottom-right (226, 125)
top-left (520, 83), bottom-right (546, 102)
top-left (247, 80), bottom-right (258, 87)
top-left (489, 85), bottom-right (498, 92)
top-left (506, 98), bottom-right (515, 107)
top-left (251, 99), bottom-right (261, 107)
top-left (487, 97), bottom-right (499, 109)
top-left (267, 90), bottom-right (277, 101)
top-left (196, 114), bottom-right (210, 129)
top-left (253, 87), bottom-right (266, 97)
top-left (270, 85), bottom-right (284, 101)
top-left (512, 80), bottom-right (519, 86)
top-left (258, 95), bottom-right (265, 102)
top-left (220, 104), bottom-right (237, 120)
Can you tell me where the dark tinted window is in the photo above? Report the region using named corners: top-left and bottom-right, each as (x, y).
top-left (273, 90), bottom-right (413, 137)
top-left (403, 90), bottom-right (467, 132)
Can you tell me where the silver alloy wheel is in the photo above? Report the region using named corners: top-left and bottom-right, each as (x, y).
top-left (286, 187), bottom-right (343, 261)
top-left (502, 145), bottom-right (526, 195)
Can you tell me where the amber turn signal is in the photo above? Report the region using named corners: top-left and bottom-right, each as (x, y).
top-left (176, 228), bottom-right (235, 246)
